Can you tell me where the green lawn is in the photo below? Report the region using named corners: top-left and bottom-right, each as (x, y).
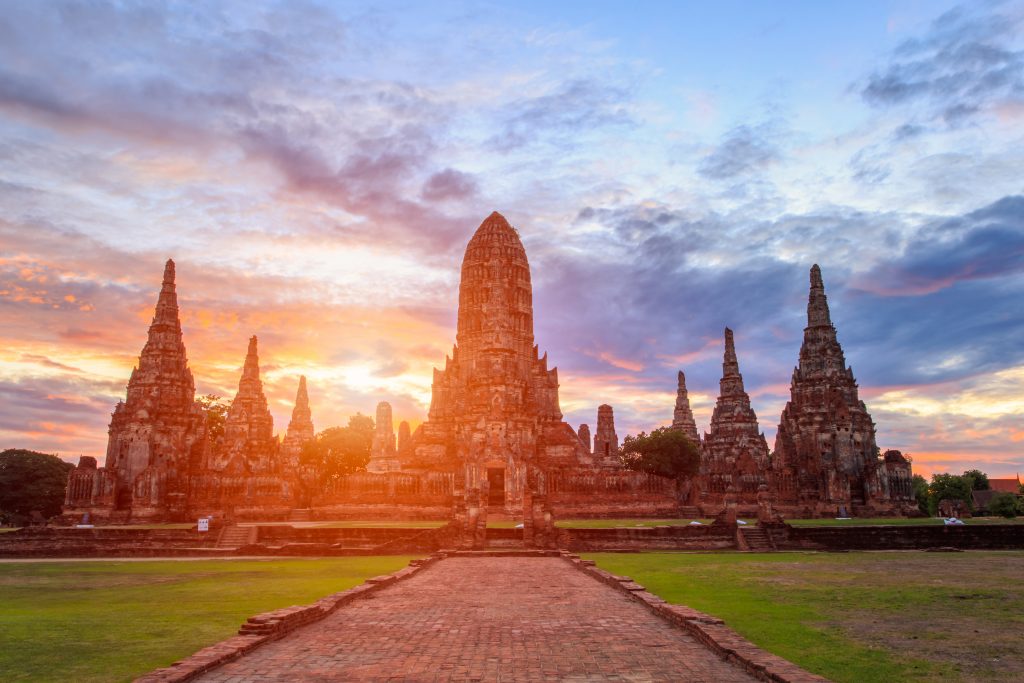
top-left (0, 556), bottom-right (416, 682)
top-left (239, 520), bottom-right (447, 528)
top-left (586, 551), bottom-right (1024, 683)
top-left (788, 516), bottom-right (1024, 526)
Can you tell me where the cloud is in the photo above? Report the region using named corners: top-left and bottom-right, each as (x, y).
top-left (860, 5), bottom-right (1024, 125)
top-left (697, 124), bottom-right (781, 180)
top-left (487, 79), bottom-right (633, 151)
top-left (420, 168), bottom-right (479, 202)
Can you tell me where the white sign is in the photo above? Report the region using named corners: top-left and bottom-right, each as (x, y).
top-left (197, 518), bottom-right (210, 532)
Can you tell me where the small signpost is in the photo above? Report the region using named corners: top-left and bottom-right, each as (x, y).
top-left (197, 517), bottom-right (210, 533)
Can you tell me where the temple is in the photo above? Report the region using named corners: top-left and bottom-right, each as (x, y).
top-left (771, 265), bottom-right (914, 516)
top-left (64, 224), bottom-right (913, 527)
top-left (699, 328), bottom-right (770, 509)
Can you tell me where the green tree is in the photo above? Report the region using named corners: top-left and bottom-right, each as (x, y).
top-left (300, 413), bottom-right (375, 482)
top-left (911, 474), bottom-right (929, 515)
top-left (927, 473), bottom-right (973, 516)
top-left (988, 492), bottom-right (1018, 518)
top-left (962, 469), bottom-right (990, 491)
top-left (620, 428), bottom-right (701, 480)
top-left (197, 394), bottom-right (230, 443)
top-left (0, 449), bottom-right (75, 525)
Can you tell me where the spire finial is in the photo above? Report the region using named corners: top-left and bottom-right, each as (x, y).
top-left (807, 264), bottom-right (832, 327)
top-left (163, 259), bottom-right (175, 285)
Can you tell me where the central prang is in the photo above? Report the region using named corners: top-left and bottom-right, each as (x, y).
top-left (406, 212), bottom-right (602, 547)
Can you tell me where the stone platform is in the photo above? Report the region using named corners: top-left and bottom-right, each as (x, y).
top-left (187, 556), bottom-right (762, 682)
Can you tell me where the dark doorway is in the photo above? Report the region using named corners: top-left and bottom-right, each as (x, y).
top-left (487, 468), bottom-right (505, 506)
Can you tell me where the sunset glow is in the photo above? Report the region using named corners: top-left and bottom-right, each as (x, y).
top-left (1, 1), bottom-right (1022, 479)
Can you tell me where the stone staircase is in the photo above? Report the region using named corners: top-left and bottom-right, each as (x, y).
top-left (217, 525), bottom-right (256, 549)
top-left (739, 526), bottom-right (774, 552)
top-left (288, 508), bottom-right (312, 522)
top-left (485, 527), bottom-right (525, 549)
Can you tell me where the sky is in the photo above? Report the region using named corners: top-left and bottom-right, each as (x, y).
top-left (0, 0), bottom-right (1022, 479)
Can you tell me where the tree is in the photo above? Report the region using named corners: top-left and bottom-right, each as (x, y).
top-left (300, 413), bottom-right (375, 482)
top-left (927, 473), bottom-right (973, 516)
top-left (911, 474), bottom-right (929, 515)
top-left (197, 394), bottom-right (230, 444)
top-left (0, 449), bottom-right (75, 525)
top-left (962, 469), bottom-right (990, 491)
top-left (620, 428), bottom-right (701, 480)
top-left (988, 492), bottom-right (1018, 519)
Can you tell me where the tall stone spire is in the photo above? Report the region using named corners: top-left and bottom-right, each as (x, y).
top-left (773, 265), bottom-right (895, 515)
top-left (396, 420), bottom-right (412, 459)
top-left (702, 328), bottom-right (770, 504)
top-left (103, 259), bottom-right (206, 509)
top-left (281, 375), bottom-right (315, 465)
top-left (220, 336), bottom-right (277, 474)
top-left (670, 371), bottom-right (700, 446)
top-left (412, 212), bottom-right (591, 543)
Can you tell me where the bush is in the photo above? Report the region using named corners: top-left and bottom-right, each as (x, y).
top-left (620, 428), bottom-right (700, 480)
top-left (988, 492), bottom-right (1019, 519)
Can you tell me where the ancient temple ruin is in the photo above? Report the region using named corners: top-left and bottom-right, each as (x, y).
top-left (669, 371), bottom-right (700, 447)
top-left (771, 265), bottom-right (914, 516)
top-left (699, 328), bottom-right (770, 509)
top-left (281, 375), bottom-right (315, 467)
top-left (64, 261), bottom-right (296, 522)
top-left (367, 401), bottom-right (401, 472)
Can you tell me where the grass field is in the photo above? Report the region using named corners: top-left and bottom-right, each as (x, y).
top-left (788, 516), bottom-right (1024, 526)
top-left (0, 556), bottom-right (416, 682)
top-left (586, 551), bottom-right (1024, 683)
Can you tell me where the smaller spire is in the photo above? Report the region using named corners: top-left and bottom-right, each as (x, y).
top-left (162, 259), bottom-right (175, 285)
top-left (152, 259), bottom-right (181, 330)
top-left (671, 370), bottom-right (700, 445)
top-left (807, 264), bottom-right (832, 328)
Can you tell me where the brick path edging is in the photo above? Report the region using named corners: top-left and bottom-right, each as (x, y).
top-left (557, 551), bottom-right (830, 683)
top-left (134, 554), bottom-right (446, 683)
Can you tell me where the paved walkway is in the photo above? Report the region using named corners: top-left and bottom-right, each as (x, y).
top-left (196, 557), bottom-right (756, 682)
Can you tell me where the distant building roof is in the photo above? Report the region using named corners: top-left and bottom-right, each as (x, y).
top-left (989, 476), bottom-right (1021, 493)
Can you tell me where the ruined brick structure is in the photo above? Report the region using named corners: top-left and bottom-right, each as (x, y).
top-left (577, 424), bottom-right (591, 453)
top-left (64, 261), bottom-right (294, 522)
top-left (215, 337), bottom-right (279, 474)
top-left (407, 212), bottom-right (668, 546)
top-left (368, 402), bottom-right (401, 472)
top-left (771, 265), bottom-right (912, 516)
top-left (669, 371), bottom-right (700, 447)
top-left (699, 328), bottom-right (770, 510)
top-left (592, 405), bottom-right (619, 467)
top-left (280, 376), bottom-right (315, 467)
top-left (63, 260), bottom-right (208, 521)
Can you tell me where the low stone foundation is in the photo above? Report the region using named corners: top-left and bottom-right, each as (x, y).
top-left (560, 524), bottom-right (737, 551)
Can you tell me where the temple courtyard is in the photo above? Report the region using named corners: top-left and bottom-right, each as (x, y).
top-left (2, 550), bottom-right (1022, 682)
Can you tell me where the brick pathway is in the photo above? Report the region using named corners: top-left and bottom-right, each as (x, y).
top-left (195, 557), bottom-right (757, 682)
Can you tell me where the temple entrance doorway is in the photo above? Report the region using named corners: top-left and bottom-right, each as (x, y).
top-left (487, 467), bottom-right (505, 507)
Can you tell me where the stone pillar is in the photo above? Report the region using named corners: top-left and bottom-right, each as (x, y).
top-left (593, 404), bottom-right (619, 467)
